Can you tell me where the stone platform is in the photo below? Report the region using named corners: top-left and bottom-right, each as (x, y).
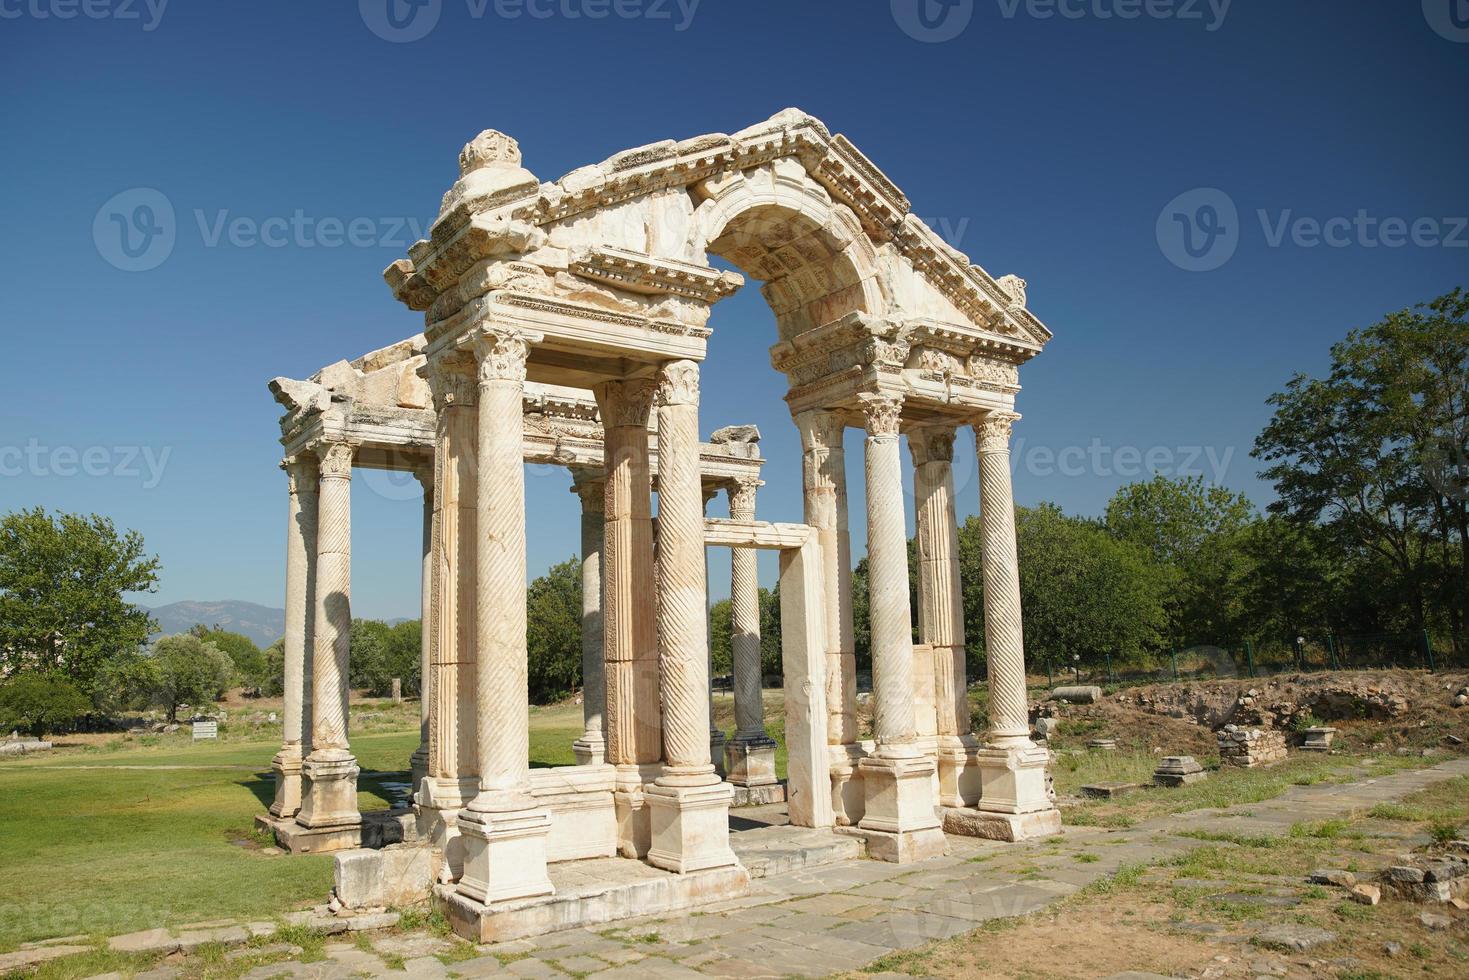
top-left (256, 807), bottom-right (416, 854)
top-left (730, 782), bottom-right (787, 807)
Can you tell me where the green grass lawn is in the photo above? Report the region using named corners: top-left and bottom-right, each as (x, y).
top-left (0, 695), bottom-right (794, 951)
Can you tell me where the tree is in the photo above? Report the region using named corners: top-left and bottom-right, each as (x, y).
top-left (1105, 475), bottom-right (1255, 644)
top-left (0, 508), bottom-right (160, 694)
top-left (147, 634), bottom-right (233, 722)
top-left (526, 557), bottom-right (582, 704)
top-left (198, 629), bottom-right (267, 691)
top-left (963, 506), bottom-right (1168, 675)
top-left (1254, 288), bottom-right (1469, 650)
top-left (709, 598), bottom-right (733, 676)
top-left (0, 674), bottom-right (90, 736)
top-left (260, 639), bottom-right (285, 697)
top-left (347, 619), bottom-right (420, 698)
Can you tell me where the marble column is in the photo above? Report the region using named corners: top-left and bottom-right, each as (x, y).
top-left (592, 377), bottom-right (663, 858)
top-left (297, 440), bottom-right (362, 836)
top-left (420, 362), bottom-right (480, 836)
top-left (724, 477), bottom-right (778, 789)
top-left (973, 411), bottom-right (1060, 840)
top-left (409, 464), bottom-right (433, 794)
top-left (792, 409), bottom-right (861, 825)
top-left (909, 425), bottom-right (981, 808)
top-left (852, 394), bottom-right (944, 863)
top-left (571, 475), bottom-right (607, 767)
top-left (457, 328), bottom-right (554, 906)
top-left (702, 488), bottom-right (726, 779)
top-left (271, 454), bottom-right (317, 818)
top-left (647, 360), bottom-right (736, 874)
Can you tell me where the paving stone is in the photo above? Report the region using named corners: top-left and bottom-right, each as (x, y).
top-left (0, 946), bottom-right (91, 971)
top-left (377, 934), bottom-right (455, 958)
top-left (1251, 923), bottom-right (1337, 951)
top-left (403, 954), bottom-right (450, 979)
top-left (506, 958), bottom-right (572, 978)
top-left (226, 943), bottom-right (305, 961)
top-left (108, 928), bottom-right (178, 954)
top-left (452, 956), bottom-right (510, 978)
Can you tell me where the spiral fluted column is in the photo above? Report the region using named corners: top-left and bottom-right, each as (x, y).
top-left (297, 440), bottom-right (361, 833)
top-left (647, 360), bottom-right (735, 874)
top-left (969, 410), bottom-right (1060, 841)
top-left (456, 327), bottom-right (554, 907)
top-left (271, 454), bottom-right (317, 818)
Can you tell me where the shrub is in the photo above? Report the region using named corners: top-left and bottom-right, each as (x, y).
top-left (148, 634), bottom-right (233, 722)
top-left (0, 673), bottom-right (90, 736)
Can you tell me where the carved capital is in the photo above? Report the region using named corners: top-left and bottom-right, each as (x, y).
top-left (414, 464), bottom-right (434, 494)
top-left (727, 477), bottom-right (760, 521)
top-left (427, 359), bottom-right (476, 412)
top-left (474, 328), bottom-right (534, 385)
top-left (793, 409), bottom-right (844, 454)
top-left (655, 359), bottom-right (700, 408)
top-left (975, 411), bottom-right (1020, 454)
top-left (571, 474), bottom-right (605, 513)
top-left (908, 425), bottom-right (957, 467)
top-left (594, 378), bottom-right (657, 428)
top-left (317, 441), bottom-right (357, 480)
top-left (858, 393), bottom-right (904, 439)
top-left (282, 455), bottom-right (319, 496)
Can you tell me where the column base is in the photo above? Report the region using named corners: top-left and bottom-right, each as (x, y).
top-left (853, 752), bottom-right (944, 863)
top-left (941, 806), bottom-right (1062, 842)
top-left (725, 733), bottom-right (778, 788)
top-left (415, 776), bottom-right (481, 882)
top-left (456, 796), bottom-right (555, 906)
top-left (829, 742), bottom-right (867, 827)
top-left (936, 734), bottom-right (982, 808)
top-left (572, 732), bottom-right (607, 767)
top-left (269, 746), bottom-right (304, 818)
top-left (976, 738), bottom-right (1055, 817)
top-left (708, 730), bottom-right (728, 779)
top-left (646, 778), bottom-right (737, 874)
top-left (408, 744), bottom-right (429, 799)
top-left (298, 751), bottom-right (362, 831)
top-left (613, 763), bottom-right (662, 859)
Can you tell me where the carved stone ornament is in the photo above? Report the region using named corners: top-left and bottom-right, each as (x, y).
top-left (976, 411), bottom-right (1020, 454)
top-left (427, 360), bottom-right (477, 412)
top-left (595, 378), bottom-right (658, 428)
top-left (282, 455), bottom-right (319, 495)
top-left (794, 409), bottom-right (845, 453)
top-left (474, 329), bottom-right (534, 384)
top-left (909, 426), bottom-right (956, 466)
top-left (460, 130), bottom-right (522, 175)
top-left (858, 393), bottom-right (904, 438)
top-left (727, 477), bottom-right (760, 520)
top-left (318, 441), bottom-right (357, 480)
top-left (656, 360), bottom-right (700, 408)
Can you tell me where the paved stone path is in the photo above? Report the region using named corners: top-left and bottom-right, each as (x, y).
top-left (78, 758), bottom-right (1469, 979)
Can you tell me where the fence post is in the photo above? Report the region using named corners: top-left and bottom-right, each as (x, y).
top-left (1171, 648), bottom-right (1179, 681)
top-left (1245, 639), bottom-right (1256, 678)
top-left (1047, 659), bottom-right (1054, 687)
top-left (1327, 634), bottom-right (1339, 671)
top-left (1423, 630), bottom-right (1436, 672)
top-left (1106, 653), bottom-right (1114, 686)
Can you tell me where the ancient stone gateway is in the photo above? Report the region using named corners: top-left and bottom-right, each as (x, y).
top-left (261, 109), bottom-right (1059, 940)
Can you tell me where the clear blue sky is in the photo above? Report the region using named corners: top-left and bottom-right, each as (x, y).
top-left (2, 1), bottom-right (1466, 620)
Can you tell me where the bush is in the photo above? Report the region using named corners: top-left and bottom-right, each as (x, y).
top-left (198, 629), bottom-right (267, 691)
top-left (148, 634), bottom-right (233, 722)
top-left (0, 674), bottom-right (90, 736)
top-left (349, 619), bottom-right (421, 698)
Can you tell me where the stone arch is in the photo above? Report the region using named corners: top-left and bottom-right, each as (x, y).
top-left (690, 163), bottom-right (885, 342)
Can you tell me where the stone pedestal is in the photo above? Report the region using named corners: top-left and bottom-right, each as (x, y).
top-left (296, 751), bottom-right (364, 846)
top-left (843, 754), bottom-right (946, 863)
top-left (456, 801), bottom-right (555, 905)
top-left (647, 780), bottom-right (738, 874)
top-left (725, 733), bottom-right (779, 788)
top-left (1153, 755), bottom-right (1206, 786)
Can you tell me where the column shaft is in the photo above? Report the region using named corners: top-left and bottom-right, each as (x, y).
top-left (410, 467), bottom-right (432, 790)
top-left (976, 413), bottom-right (1031, 743)
top-left (271, 455), bottom-right (317, 818)
top-left (573, 477), bottom-right (606, 766)
top-left (910, 426), bottom-right (967, 737)
top-left (728, 480), bottom-right (764, 739)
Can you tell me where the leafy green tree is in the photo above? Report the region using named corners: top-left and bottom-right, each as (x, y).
top-left (260, 639), bottom-right (285, 697)
top-left (709, 598), bottom-right (733, 676)
top-left (1105, 475), bottom-right (1255, 644)
top-left (0, 674), bottom-right (90, 736)
top-left (346, 619), bottom-right (420, 698)
top-left (198, 629), bottom-right (267, 691)
top-left (0, 508), bottom-right (160, 694)
top-left (148, 634), bottom-right (232, 722)
top-left (526, 557), bottom-right (582, 704)
top-left (708, 587), bottom-right (782, 681)
top-left (1254, 287), bottom-right (1468, 650)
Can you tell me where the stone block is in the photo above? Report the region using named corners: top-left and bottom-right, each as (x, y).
top-left (1217, 726), bottom-right (1287, 767)
top-left (1081, 783), bottom-right (1141, 799)
top-left (334, 844), bottom-right (437, 909)
top-left (1153, 755), bottom-right (1206, 787)
top-left (1051, 686), bottom-right (1102, 704)
top-left (1087, 738), bottom-right (1118, 751)
top-left (1300, 727), bottom-right (1337, 752)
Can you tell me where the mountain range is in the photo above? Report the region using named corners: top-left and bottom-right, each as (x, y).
top-left (143, 601), bottom-right (414, 648)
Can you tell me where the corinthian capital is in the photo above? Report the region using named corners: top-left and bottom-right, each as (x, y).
top-left (317, 441), bottom-right (357, 480)
top-left (282, 455), bottom-right (319, 495)
top-left (594, 378), bottom-right (657, 428)
top-left (655, 360), bottom-right (700, 408)
top-left (427, 359), bottom-right (476, 412)
top-left (793, 409), bottom-right (844, 454)
top-left (908, 424), bottom-right (957, 466)
top-left (975, 411), bottom-right (1020, 454)
top-left (727, 477), bottom-right (760, 521)
top-left (858, 393), bottom-right (904, 439)
top-left (474, 328), bottom-right (537, 384)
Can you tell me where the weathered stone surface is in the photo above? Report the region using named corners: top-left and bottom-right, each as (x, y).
top-left (1308, 869), bottom-right (1357, 888)
top-left (1154, 755), bottom-right (1206, 787)
top-left (1051, 686), bottom-right (1102, 704)
top-left (1218, 726), bottom-right (1287, 768)
top-left (1252, 923), bottom-right (1337, 951)
top-left (1348, 883), bottom-right (1381, 905)
top-left (0, 945), bottom-right (90, 971)
top-left (108, 928), bottom-right (179, 954)
top-left (334, 844), bottom-right (436, 909)
top-left (1081, 783), bottom-right (1141, 799)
